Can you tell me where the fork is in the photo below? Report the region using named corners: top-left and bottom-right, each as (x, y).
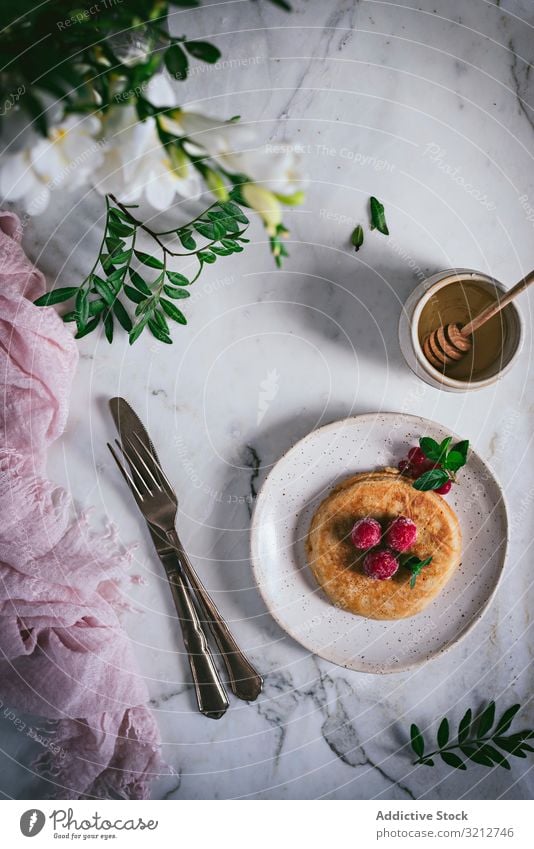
top-left (108, 438), bottom-right (229, 719)
top-left (109, 434), bottom-right (263, 703)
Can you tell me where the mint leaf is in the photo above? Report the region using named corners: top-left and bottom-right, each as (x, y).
top-left (402, 555), bottom-right (432, 588)
top-left (413, 468), bottom-right (450, 491)
top-left (419, 436), bottom-right (441, 461)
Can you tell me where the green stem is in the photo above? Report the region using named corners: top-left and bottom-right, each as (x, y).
top-left (84, 195), bottom-right (114, 287)
top-left (414, 736), bottom-right (494, 764)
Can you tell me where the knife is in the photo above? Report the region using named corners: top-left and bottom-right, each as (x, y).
top-left (109, 397), bottom-right (263, 702)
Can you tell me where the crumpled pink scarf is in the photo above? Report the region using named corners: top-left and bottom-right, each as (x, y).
top-left (0, 211), bottom-right (162, 798)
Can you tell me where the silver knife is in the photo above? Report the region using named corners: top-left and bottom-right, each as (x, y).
top-left (109, 397), bottom-right (263, 702)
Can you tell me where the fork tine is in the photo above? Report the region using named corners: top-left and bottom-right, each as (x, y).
top-left (123, 434), bottom-right (160, 490)
top-left (114, 438), bottom-right (151, 496)
top-left (133, 432), bottom-right (174, 493)
top-left (107, 442), bottom-right (144, 500)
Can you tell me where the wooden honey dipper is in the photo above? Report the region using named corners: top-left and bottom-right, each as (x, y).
top-left (423, 269), bottom-right (534, 370)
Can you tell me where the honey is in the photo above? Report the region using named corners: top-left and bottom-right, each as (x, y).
top-left (417, 280), bottom-right (508, 380)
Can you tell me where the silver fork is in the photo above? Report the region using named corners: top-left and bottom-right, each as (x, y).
top-left (108, 438), bottom-right (229, 719)
top-left (109, 434), bottom-right (263, 703)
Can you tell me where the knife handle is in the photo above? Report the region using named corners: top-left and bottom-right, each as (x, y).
top-left (165, 568), bottom-right (229, 719)
top-left (167, 530), bottom-right (263, 702)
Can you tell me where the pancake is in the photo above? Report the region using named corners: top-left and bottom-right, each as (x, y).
top-left (306, 469), bottom-right (462, 619)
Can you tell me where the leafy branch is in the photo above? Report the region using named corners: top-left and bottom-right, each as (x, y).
top-left (412, 436), bottom-right (470, 492)
top-left (410, 702), bottom-right (534, 770)
top-left (34, 193), bottom-right (249, 345)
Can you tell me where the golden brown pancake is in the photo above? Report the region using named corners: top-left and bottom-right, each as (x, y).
top-left (306, 469), bottom-right (462, 620)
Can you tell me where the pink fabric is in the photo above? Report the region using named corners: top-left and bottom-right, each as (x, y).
top-left (0, 211), bottom-right (162, 798)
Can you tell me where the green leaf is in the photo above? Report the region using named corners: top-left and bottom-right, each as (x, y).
top-left (210, 246), bottom-right (232, 256)
top-left (479, 745), bottom-right (510, 769)
top-left (109, 250), bottom-right (131, 264)
top-left (410, 724), bottom-right (424, 758)
top-left (75, 289), bottom-right (89, 328)
top-left (179, 231), bottom-right (196, 250)
top-left (34, 287), bottom-right (78, 306)
top-left (443, 450), bottom-right (465, 472)
top-left (437, 718), bottom-right (449, 748)
top-left (105, 237), bottom-right (125, 254)
top-left (160, 299), bottom-right (187, 325)
top-left (438, 436), bottom-right (453, 455)
top-left (350, 224), bottom-right (364, 252)
top-left (219, 200), bottom-right (249, 224)
top-left (412, 468), bottom-right (450, 491)
top-left (163, 285), bottom-right (190, 299)
top-left (124, 285), bottom-right (146, 304)
top-left (477, 702), bottom-right (496, 737)
top-left (461, 746), bottom-right (493, 767)
top-left (151, 309), bottom-right (170, 335)
top-left (134, 251), bottom-right (164, 269)
top-left (92, 277), bottom-right (115, 306)
top-left (164, 43), bottom-right (189, 80)
top-left (104, 311), bottom-right (114, 344)
top-left (419, 436), bottom-right (441, 461)
top-left (129, 317), bottom-right (149, 345)
top-left (107, 220), bottom-right (134, 238)
top-left (184, 40), bottom-right (221, 63)
top-left (494, 737), bottom-right (527, 757)
top-left (23, 91), bottom-right (48, 136)
top-left (458, 708), bottom-right (472, 743)
top-left (370, 196), bottom-right (389, 235)
top-left (452, 440), bottom-right (470, 463)
top-left (74, 317), bottom-right (100, 339)
top-left (129, 269), bottom-right (152, 295)
top-left (166, 270), bottom-right (190, 286)
top-left (420, 758), bottom-right (434, 766)
top-left (113, 300), bottom-right (133, 332)
top-left (267, 0), bottom-right (292, 9)
top-left (147, 318), bottom-right (173, 344)
top-left (440, 751), bottom-right (466, 770)
top-left (198, 251), bottom-right (216, 263)
top-left (494, 705), bottom-right (521, 736)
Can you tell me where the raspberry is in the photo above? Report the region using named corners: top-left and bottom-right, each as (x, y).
top-left (386, 516), bottom-right (417, 551)
top-left (363, 548), bottom-right (399, 580)
top-left (408, 447), bottom-right (427, 465)
top-left (435, 480), bottom-right (452, 495)
top-left (351, 517), bottom-right (382, 550)
top-left (398, 459), bottom-right (412, 476)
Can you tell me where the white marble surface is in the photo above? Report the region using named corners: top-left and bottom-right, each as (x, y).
top-left (1, 0), bottom-right (534, 800)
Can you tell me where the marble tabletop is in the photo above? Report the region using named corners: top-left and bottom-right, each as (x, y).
top-left (1, 0), bottom-right (534, 801)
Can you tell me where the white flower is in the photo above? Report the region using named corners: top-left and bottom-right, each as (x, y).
top-left (91, 76), bottom-right (201, 209)
top-left (228, 147), bottom-right (307, 199)
top-left (165, 110), bottom-right (256, 158)
top-left (0, 115), bottom-right (104, 215)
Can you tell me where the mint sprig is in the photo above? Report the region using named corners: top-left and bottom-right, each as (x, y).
top-left (412, 436), bottom-right (469, 492)
top-left (401, 555), bottom-right (433, 589)
top-left (410, 702), bottom-right (534, 770)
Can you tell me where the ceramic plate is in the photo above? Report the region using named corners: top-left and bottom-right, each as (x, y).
top-left (251, 413), bottom-right (508, 673)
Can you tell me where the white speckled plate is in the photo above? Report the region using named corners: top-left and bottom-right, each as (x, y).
top-left (251, 413), bottom-right (508, 673)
